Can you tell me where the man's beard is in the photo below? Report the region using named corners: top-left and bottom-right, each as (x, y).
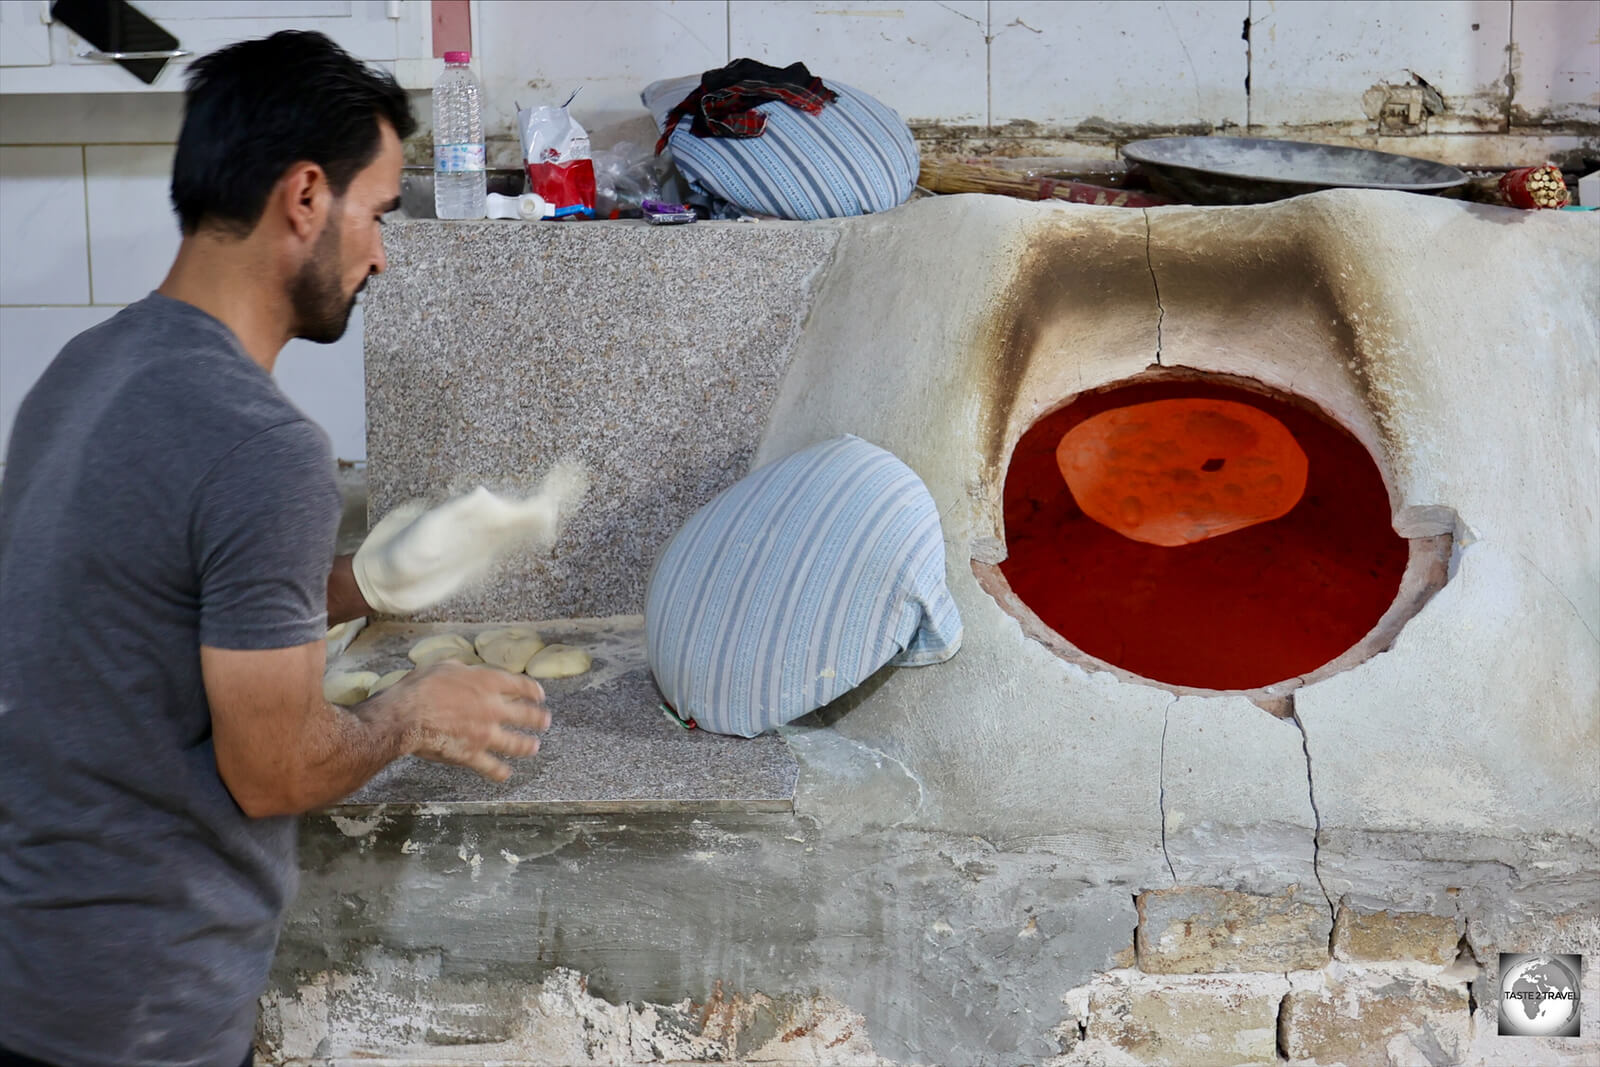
top-left (289, 220), bottom-right (361, 344)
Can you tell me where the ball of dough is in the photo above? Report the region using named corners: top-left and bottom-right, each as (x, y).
top-left (473, 627), bottom-right (545, 672)
top-left (367, 668), bottom-right (412, 697)
top-left (479, 634), bottom-right (546, 674)
top-left (525, 644), bottom-right (591, 679)
top-left (473, 626), bottom-right (542, 657)
top-left (324, 670), bottom-right (379, 706)
top-left (408, 632), bottom-right (482, 667)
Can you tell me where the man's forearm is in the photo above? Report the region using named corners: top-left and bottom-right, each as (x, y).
top-left (327, 553), bottom-right (371, 625)
top-left (284, 692), bottom-right (417, 813)
top-left (205, 640), bottom-right (417, 817)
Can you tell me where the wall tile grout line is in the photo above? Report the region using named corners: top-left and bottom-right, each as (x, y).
top-left (80, 145), bottom-right (94, 306)
top-left (1505, 0), bottom-right (1516, 133)
top-left (1245, 0), bottom-right (1253, 131)
top-left (0, 142), bottom-right (175, 149)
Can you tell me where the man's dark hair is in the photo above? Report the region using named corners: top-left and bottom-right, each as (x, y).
top-left (171, 31), bottom-right (416, 237)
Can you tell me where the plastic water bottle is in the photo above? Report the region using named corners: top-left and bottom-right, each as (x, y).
top-left (433, 51), bottom-right (486, 219)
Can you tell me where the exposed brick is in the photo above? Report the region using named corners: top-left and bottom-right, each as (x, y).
top-left (1088, 975), bottom-right (1283, 1066)
top-left (1135, 886), bottom-right (1331, 973)
top-left (1280, 975), bottom-right (1469, 1067)
top-left (1332, 904), bottom-right (1460, 965)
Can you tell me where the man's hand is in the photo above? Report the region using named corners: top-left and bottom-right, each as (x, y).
top-left (203, 643), bottom-right (553, 817)
top-left (374, 661), bottom-right (551, 782)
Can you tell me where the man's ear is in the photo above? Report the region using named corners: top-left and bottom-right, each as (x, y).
top-left (280, 161), bottom-right (332, 241)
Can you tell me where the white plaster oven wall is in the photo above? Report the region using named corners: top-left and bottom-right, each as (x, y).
top-left (754, 191), bottom-right (1599, 844)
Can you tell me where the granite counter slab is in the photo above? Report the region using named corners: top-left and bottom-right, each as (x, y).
top-left (364, 218), bottom-right (844, 622)
top-left (324, 616), bottom-right (797, 815)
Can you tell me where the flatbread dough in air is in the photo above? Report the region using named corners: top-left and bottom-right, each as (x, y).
top-left (525, 644), bottom-right (591, 679)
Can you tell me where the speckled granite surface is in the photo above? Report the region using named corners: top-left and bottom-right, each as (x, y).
top-left (364, 218), bottom-right (842, 621)
top-left (326, 616), bottom-right (797, 813)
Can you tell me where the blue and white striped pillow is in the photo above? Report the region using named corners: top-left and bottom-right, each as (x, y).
top-left (645, 435), bottom-right (962, 737)
top-left (642, 75), bottom-right (919, 220)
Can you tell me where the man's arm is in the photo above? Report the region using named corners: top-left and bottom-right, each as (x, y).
top-left (327, 553), bottom-right (369, 625)
top-left (202, 641), bottom-right (550, 817)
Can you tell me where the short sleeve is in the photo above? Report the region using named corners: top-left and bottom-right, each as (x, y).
top-left (191, 420), bottom-right (340, 650)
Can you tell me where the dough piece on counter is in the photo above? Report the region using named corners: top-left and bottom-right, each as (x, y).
top-left (526, 644), bottom-right (591, 679)
top-left (367, 668), bottom-right (412, 697)
top-left (408, 632), bottom-right (482, 667)
top-left (324, 671), bottom-right (379, 706)
top-left (324, 617), bottom-right (367, 658)
top-left (476, 627), bottom-right (546, 673)
top-left (474, 626), bottom-right (542, 656)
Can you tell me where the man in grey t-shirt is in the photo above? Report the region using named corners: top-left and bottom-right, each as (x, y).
top-left (0, 34), bottom-right (551, 1067)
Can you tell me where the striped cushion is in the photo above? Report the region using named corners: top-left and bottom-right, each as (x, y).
top-left (642, 75), bottom-right (918, 220)
top-left (645, 435), bottom-right (962, 737)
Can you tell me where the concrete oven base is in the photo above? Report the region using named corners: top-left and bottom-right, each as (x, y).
top-left (265, 193), bottom-right (1599, 1064)
top-left (261, 807), bottom-right (1599, 1065)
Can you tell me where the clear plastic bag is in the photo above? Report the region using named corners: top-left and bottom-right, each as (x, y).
top-left (591, 141), bottom-right (676, 219)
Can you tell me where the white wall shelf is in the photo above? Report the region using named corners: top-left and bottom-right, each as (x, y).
top-left (0, 0), bottom-right (437, 94)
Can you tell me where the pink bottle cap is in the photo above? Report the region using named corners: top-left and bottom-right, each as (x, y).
top-left (443, 51), bottom-right (471, 64)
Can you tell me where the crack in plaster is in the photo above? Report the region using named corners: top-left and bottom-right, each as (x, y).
top-left (786, 725), bottom-right (927, 830)
top-left (1158, 697), bottom-right (1177, 886)
top-left (843, 736), bottom-right (927, 827)
top-left (1160, 3), bottom-right (1205, 117)
top-left (1141, 208), bottom-right (1165, 365)
top-left (936, 1), bottom-right (986, 33)
top-left (1289, 699), bottom-right (1335, 923)
top-left (1515, 547), bottom-right (1599, 647)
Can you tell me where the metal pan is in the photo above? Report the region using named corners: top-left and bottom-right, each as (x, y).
top-left (1122, 136), bottom-right (1469, 205)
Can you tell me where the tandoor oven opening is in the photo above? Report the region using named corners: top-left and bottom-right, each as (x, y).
top-left (999, 376), bottom-right (1410, 692)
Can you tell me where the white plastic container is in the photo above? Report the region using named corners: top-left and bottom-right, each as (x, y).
top-left (432, 50), bottom-right (486, 219)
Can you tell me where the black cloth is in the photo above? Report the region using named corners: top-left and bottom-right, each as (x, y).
top-left (656, 58), bottom-right (836, 153)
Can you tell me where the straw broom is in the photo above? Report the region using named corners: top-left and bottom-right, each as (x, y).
top-left (918, 157), bottom-right (1168, 207)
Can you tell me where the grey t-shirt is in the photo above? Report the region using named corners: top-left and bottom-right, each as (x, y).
top-left (0, 294), bottom-right (340, 1066)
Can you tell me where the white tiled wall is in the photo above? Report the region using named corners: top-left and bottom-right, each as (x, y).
top-left (478, 0), bottom-right (726, 157)
top-left (1509, 0), bottom-right (1600, 124)
top-left (728, 2), bottom-right (988, 127)
top-left (84, 144), bottom-right (182, 306)
top-left (0, 96), bottom-right (369, 461)
top-left (1250, 0), bottom-right (1513, 133)
top-left (482, 0), bottom-right (1594, 143)
top-left (0, 145), bottom-right (90, 305)
top-left (3, 0), bottom-right (1596, 465)
top-left (988, 1), bottom-right (1249, 129)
